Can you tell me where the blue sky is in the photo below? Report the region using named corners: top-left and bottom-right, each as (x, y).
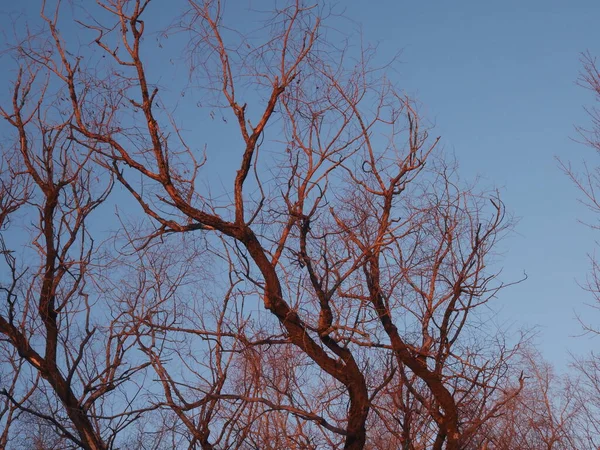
top-left (2, 0), bottom-right (599, 372)
top-left (342, 0), bottom-right (600, 369)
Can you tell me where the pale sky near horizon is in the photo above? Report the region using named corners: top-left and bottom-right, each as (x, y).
top-left (2, 0), bottom-right (600, 373)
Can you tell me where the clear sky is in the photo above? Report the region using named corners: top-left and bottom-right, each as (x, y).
top-left (341, 0), bottom-right (600, 370)
top-left (1, 0), bottom-right (599, 372)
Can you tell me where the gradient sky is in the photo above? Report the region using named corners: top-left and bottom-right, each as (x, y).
top-left (2, 0), bottom-right (600, 373)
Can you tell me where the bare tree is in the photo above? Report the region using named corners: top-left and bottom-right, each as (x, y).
top-left (569, 354), bottom-right (600, 448)
top-left (560, 51), bottom-right (600, 450)
top-left (0, 38), bottom-right (155, 448)
top-left (564, 51), bottom-right (600, 327)
top-left (472, 349), bottom-right (580, 450)
top-left (0, 1), bottom-right (528, 448)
